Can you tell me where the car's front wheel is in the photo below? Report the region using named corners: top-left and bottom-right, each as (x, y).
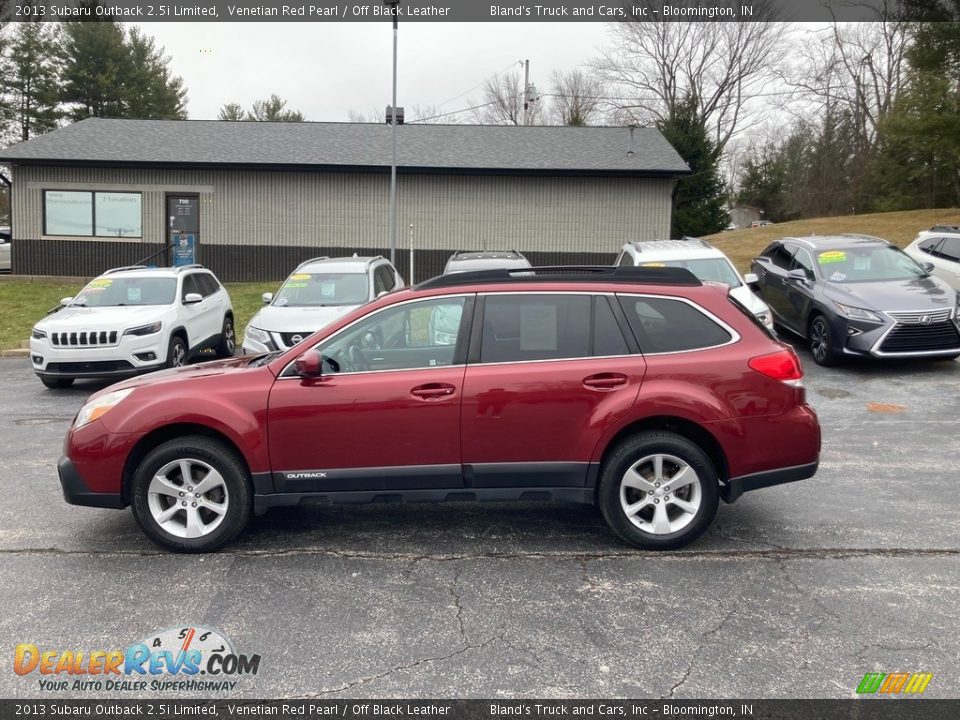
top-left (130, 436), bottom-right (252, 552)
top-left (598, 431), bottom-right (719, 550)
top-left (808, 314), bottom-right (841, 367)
top-left (166, 335), bottom-right (188, 369)
top-left (215, 315), bottom-right (236, 358)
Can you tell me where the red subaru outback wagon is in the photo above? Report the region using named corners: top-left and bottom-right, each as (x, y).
top-left (58, 266), bottom-right (820, 552)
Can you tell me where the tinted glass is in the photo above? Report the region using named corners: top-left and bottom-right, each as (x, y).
top-left (790, 247), bottom-right (816, 279)
top-left (73, 276), bottom-right (177, 307)
top-left (766, 243), bottom-right (795, 270)
top-left (195, 274), bottom-right (218, 297)
top-left (918, 237), bottom-right (944, 254)
top-left (941, 237), bottom-right (960, 262)
top-left (644, 258), bottom-right (742, 287)
top-left (274, 272), bottom-right (369, 307)
top-left (593, 296), bottom-right (630, 356)
top-left (480, 295), bottom-right (591, 363)
top-left (618, 296), bottom-right (732, 353)
top-left (181, 274), bottom-right (201, 300)
top-left (815, 245), bottom-right (928, 283)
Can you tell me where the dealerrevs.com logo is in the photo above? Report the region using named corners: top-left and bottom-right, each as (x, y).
top-left (14, 626), bottom-right (261, 693)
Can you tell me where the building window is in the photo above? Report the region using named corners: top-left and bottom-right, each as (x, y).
top-left (44, 190), bottom-right (142, 238)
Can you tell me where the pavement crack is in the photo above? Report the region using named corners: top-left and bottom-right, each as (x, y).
top-left (775, 556), bottom-right (840, 620)
top-left (448, 567), bottom-right (467, 645)
top-left (661, 603), bottom-right (740, 700)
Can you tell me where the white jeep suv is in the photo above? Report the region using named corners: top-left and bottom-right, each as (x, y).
top-left (241, 255), bottom-right (404, 354)
top-left (615, 238), bottom-right (775, 331)
top-left (30, 265), bottom-right (235, 389)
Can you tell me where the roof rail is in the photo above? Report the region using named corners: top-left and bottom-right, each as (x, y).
top-left (416, 265), bottom-right (701, 290)
top-left (103, 265), bottom-right (147, 274)
top-left (930, 225), bottom-right (960, 233)
top-left (840, 233), bottom-right (889, 244)
top-left (295, 256), bottom-right (331, 270)
top-left (174, 263), bottom-right (205, 272)
top-left (365, 255), bottom-right (385, 267)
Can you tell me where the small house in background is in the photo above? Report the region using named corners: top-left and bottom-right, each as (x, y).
top-left (729, 204), bottom-right (762, 229)
top-left (0, 118), bottom-right (689, 281)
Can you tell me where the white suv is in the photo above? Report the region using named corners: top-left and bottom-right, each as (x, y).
top-left (30, 265), bottom-right (235, 389)
top-left (615, 238), bottom-right (775, 331)
top-left (904, 226), bottom-right (960, 290)
top-left (241, 255), bottom-right (404, 354)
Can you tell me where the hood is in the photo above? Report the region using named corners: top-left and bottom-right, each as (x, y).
top-left (92, 356), bottom-right (257, 399)
top-left (823, 275), bottom-right (955, 311)
top-left (730, 285), bottom-right (770, 315)
top-left (35, 304), bottom-right (170, 332)
top-left (246, 304), bottom-right (358, 334)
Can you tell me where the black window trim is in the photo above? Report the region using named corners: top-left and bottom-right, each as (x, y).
top-left (616, 292), bottom-right (741, 356)
top-left (42, 189), bottom-right (144, 239)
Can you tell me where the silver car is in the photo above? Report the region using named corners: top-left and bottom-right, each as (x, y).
top-left (0, 226), bottom-right (10, 273)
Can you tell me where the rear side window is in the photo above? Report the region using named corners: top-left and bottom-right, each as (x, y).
top-left (480, 295), bottom-right (591, 363)
top-left (593, 296), bottom-right (630, 356)
top-left (374, 265), bottom-right (396, 294)
top-left (765, 243), bottom-right (796, 270)
top-left (941, 237), bottom-right (960, 262)
top-left (618, 296), bottom-right (732, 353)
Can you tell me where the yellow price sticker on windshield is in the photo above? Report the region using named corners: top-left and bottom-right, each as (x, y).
top-left (289, 273), bottom-right (310, 281)
top-left (641, 262), bottom-right (666, 267)
top-left (818, 251), bottom-right (847, 264)
top-left (88, 278), bottom-right (113, 287)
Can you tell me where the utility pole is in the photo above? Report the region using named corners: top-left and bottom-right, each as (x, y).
top-left (385, 0), bottom-right (400, 264)
top-left (522, 59), bottom-right (530, 126)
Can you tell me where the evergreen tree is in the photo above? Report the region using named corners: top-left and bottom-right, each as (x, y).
top-left (123, 27), bottom-right (186, 119)
top-left (247, 94), bottom-right (304, 122)
top-left (218, 103), bottom-right (245, 121)
top-left (657, 94), bottom-right (729, 237)
top-left (2, 23), bottom-right (63, 141)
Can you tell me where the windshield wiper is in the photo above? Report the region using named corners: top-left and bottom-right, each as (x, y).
top-left (248, 351), bottom-right (282, 367)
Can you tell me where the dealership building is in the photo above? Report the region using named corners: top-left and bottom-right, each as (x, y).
top-left (0, 118), bottom-right (688, 282)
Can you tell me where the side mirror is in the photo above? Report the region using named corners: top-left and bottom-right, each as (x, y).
top-left (262, 292), bottom-right (274, 304)
top-left (183, 292), bottom-right (203, 304)
top-left (294, 350), bottom-right (323, 378)
top-left (922, 262), bottom-right (934, 273)
top-left (743, 273), bottom-right (759, 286)
top-left (787, 269), bottom-right (809, 283)
top-left (59, 297), bottom-right (73, 306)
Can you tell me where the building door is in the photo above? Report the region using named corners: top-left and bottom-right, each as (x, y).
top-left (167, 195), bottom-right (199, 267)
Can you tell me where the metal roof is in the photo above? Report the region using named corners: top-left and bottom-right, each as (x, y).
top-left (0, 118), bottom-right (690, 175)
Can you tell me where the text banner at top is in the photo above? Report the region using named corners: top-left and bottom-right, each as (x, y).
top-left (0, 0), bottom-right (938, 23)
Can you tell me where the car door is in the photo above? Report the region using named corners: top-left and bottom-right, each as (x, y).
top-left (752, 243), bottom-right (796, 330)
top-left (783, 245), bottom-right (818, 330)
top-left (925, 236), bottom-right (960, 287)
top-left (266, 294), bottom-right (473, 494)
top-left (460, 293), bottom-right (644, 488)
top-left (180, 273), bottom-right (219, 347)
top-left (197, 272), bottom-right (227, 341)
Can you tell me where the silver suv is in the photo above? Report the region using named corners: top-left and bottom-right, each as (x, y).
top-left (443, 250), bottom-right (532, 274)
top-left (241, 255), bottom-right (404, 354)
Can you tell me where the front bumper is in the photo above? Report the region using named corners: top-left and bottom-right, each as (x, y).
top-left (31, 335), bottom-right (168, 379)
top-left (241, 335), bottom-right (276, 355)
top-left (838, 315), bottom-right (960, 358)
top-left (57, 456), bottom-right (125, 509)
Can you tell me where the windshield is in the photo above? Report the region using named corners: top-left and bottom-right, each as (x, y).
top-left (72, 277), bottom-right (176, 307)
top-left (642, 258), bottom-right (742, 288)
top-left (273, 272), bottom-right (369, 307)
top-left (816, 246), bottom-right (928, 283)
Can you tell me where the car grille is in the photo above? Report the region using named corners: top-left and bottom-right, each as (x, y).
top-left (49, 330), bottom-right (119, 347)
top-left (879, 321), bottom-right (960, 353)
top-left (885, 309), bottom-right (953, 324)
top-left (45, 360), bottom-right (134, 373)
top-left (278, 332), bottom-right (312, 348)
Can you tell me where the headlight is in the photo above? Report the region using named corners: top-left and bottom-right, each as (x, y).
top-left (833, 302), bottom-right (883, 323)
top-left (31, 327), bottom-right (47, 340)
top-left (244, 326), bottom-right (270, 343)
top-left (73, 389), bottom-right (133, 429)
top-left (123, 321), bottom-right (162, 337)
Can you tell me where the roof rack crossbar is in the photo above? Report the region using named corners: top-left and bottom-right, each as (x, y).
top-left (174, 263), bottom-right (205, 272)
top-left (416, 265), bottom-right (701, 290)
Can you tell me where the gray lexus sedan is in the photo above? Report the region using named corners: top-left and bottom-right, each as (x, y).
top-left (751, 234), bottom-right (960, 366)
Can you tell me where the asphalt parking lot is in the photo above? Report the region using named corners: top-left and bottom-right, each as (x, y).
top-left (0, 347), bottom-right (958, 700)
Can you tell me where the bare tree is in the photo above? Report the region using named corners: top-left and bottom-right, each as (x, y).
top-left (593, 0), bottom-right (786, 151)
top-left (346, 107), bottom-right (385, 123)
top-left (218, 103), bottom-right (244, 121)
top-left (548, 69), bottom-right (605, 126)
top-left (469, 70), bottom-right (543, 125)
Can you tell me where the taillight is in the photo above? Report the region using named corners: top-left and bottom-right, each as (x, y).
top-left (748, 349), bottom-right (803, 385)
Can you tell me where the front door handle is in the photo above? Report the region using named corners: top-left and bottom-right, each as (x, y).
top-left (411, 383), bottom-right (456, 399)
top-left (583, 373), bottom-right (628, 391)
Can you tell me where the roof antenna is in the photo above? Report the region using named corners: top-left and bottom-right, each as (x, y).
top-left (627, 125), bottom-right (636, 157)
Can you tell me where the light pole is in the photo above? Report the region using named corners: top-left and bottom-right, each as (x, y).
top-left (385, 0), bottom-right (399, 265)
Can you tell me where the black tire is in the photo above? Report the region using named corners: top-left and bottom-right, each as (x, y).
top-left (598, 431), bottom-right (719, 550)
top-left (808, 314), bottom-right (841, 367)
top-left (215, 315), bottom-right (236, 358)
top-left (130, 436), bottom-right (252, 552)
top-left (40, 376), bottom-right (74, 389)
top-left (166, 334), bottom-right (188, 369)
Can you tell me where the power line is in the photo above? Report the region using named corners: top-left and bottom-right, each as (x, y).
top-left (408, 100), bottom-right (500, 123)
top-left (430, 60), bottom-right (524, 111)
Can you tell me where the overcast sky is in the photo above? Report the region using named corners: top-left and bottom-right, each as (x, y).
top-left (139, 22), bottom-right (613, 122)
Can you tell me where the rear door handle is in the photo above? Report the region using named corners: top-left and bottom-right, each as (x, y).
top-left (583, 373), bottom-right (628, 390)
top-left (411, 383), bottom-right (456, 399)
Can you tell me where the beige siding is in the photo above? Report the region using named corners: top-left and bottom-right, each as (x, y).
top-left (13, 165), bottom-right (673, 254)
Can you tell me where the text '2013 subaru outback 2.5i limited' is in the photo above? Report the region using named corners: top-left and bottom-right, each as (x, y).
top-left (58, 266), bottom-right (820, 552)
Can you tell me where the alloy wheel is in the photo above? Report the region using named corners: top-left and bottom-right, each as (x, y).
top-left (810, 319), bottom-right (828, 363)
top-left (147, 458), bottom-right (229, 539)
top-left (619, 453), bottom-right (702, 535)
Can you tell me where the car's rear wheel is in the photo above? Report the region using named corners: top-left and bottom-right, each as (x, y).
top-left (598, 431), bottom-right (719, 550)
top-left (215, 316), bottom-right (236, 358)
top-left (808, 314), bottom-right (841, 367)
top-left (40, 376), bottom-right (74, 389)
top-left (167, 335), bottom-right (188, 369)
top-left (130, 436), bottom-right (252, 552)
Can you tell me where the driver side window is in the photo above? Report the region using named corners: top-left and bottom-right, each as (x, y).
top-left (314, 296), bottom-right (468, 374)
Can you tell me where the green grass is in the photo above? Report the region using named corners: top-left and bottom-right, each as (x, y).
top-left (705, 208), bottom-right (960, 272)
top-left (0, 279), bottom-right (281, 352)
